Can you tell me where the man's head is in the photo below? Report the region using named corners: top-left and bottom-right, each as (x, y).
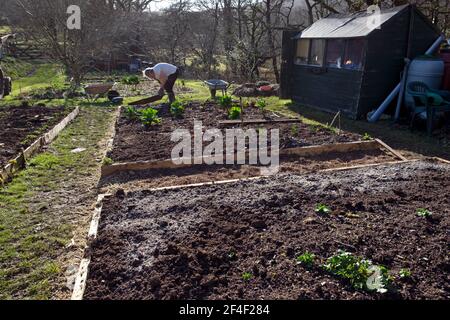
top-left (143, 68), bottom-right (155, 79)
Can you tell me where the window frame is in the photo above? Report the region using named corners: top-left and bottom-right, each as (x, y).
top-left (294, 39), bottom-right (311, 66)
top-left (294, 37), bottom-right (366, 71)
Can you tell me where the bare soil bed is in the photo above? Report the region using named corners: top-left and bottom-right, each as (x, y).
top-left (100, 149), bottom-right (396, 192)
top-left (84, 160), bottom-right (449, 300)
top-left (0, 104), bottom-right (72, 167)
top-left (108, 102), bottom-right (361, 163)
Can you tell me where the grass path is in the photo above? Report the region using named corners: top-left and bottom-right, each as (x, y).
top-left (0, 106), bottom-right (116, 299)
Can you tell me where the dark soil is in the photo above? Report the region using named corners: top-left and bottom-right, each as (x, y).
top-left (84, 160), bottom-right (449, 300)
top-left (0, 105), bottom-right (71, 167)
top-left (100, 149), bottom-right (396, 192)
top-left (108, 102), bottom-right (360, 163)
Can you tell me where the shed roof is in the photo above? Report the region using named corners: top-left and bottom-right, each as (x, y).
top-left (296, 4), bottom-right (409, 39)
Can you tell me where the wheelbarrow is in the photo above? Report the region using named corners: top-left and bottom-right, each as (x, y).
top-left (84, 82), bottom-right (115, 102)
top-left (204, 79), bottom-right (230, 99)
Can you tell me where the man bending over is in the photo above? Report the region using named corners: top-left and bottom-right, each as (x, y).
top-left (143, 63), bottom-right (179, 103)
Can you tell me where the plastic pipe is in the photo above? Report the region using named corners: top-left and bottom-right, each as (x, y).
top-left (368, 35), bottom-right (445, 123)
top-left (394, 58), bottom-right (411, 121)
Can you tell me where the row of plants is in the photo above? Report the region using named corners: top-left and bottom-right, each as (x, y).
top-left (124, 100), bottom-right (186, 126)
top-left (218, 95), bottom-right (267, 120)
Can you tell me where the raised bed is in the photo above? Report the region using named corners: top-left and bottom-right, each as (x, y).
top-left (75, 159), bottom-right (449, 300)
top-left (107, 102), bottom-right (361, 164)
top-left (100, 139), bottom-right (404, 181)
top-left (0, 105), bottom-right (79, 183)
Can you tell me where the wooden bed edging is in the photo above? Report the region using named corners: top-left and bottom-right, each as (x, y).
top-left (0, 107), bottom-right (80, 184)
top-left (101, 139), bottom-right (400, 178)
top-left (71, 194), bottom-right (111, 301)
top-left (219, 118), bottom-right (302, 126)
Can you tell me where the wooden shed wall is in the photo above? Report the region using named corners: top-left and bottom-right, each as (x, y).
top-left (291, 65), bottom-right (363, 118)
top-left (358, 8), bottom-right (410, 119)
top-left (359, 6), bottom-right (441, 119)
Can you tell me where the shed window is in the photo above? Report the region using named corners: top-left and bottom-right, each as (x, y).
top-left (343, 38), bottom-right (364, 70)
top-left (326, 39), bottom-right (345, 68)
top-left (295, 39), bottom-right (310, 65)
top-left (309, 39), bottom-right (325, 66)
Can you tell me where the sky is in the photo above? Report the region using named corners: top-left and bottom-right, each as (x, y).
top-left (149, 0), bottom-right (304, 12)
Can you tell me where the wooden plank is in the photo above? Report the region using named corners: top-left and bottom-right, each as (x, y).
top-left (280, 140), bottom-right (380, 157)
top-left (0, 107), bottom-right (80, 185)
top-left (375, 139), bottom-right (408, 161)
top-left (320, 160), bottom-right (417, 173)
top-left (433, 157), bottom-right (450, 164)
top-left (71, 194), bottom-right (111, 301)
top-left (101, 140), bottom-right (389, 178)
top-left (43, 107), bottom-right (80, 144)
top-left (219, 118), bottom-right (302, 126)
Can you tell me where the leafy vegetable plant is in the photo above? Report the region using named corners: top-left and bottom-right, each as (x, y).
top-left (296, 252), bottom-right (315, 268)
top-left (315, 204), bottom-right (331, 214)
top-left (362, 133), bottom-right (373, 141)
top-left (416, 208), bottom-right (432, 218)
top-left (229, 106), bottom-right (242, 120)
top-left (124, 106), bottom-right (141, 120)
top-left (256, 98), bottom-right (267, 114)
top-left (140, 107), bottom-right (161, 126)
top-left (170, 100), bottom-right (185, 118)
top-left (218, 95), bottom-right (233, 112)
top-left (323, 250), bottom-right (392, 293)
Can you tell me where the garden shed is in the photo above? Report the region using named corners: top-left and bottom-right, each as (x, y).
top-left (281, 4), bottom-right (442, 119)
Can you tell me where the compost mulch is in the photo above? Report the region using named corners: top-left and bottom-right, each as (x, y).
top-left (0, 104), bottom-right (71, 167)
top-left (108, 102), bottom-right (360, 163)
top-left (84, 160), bottom-right (449, 300)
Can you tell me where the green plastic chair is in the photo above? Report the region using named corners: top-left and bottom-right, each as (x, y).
top-left (407, 81), bottom-right (450, 135)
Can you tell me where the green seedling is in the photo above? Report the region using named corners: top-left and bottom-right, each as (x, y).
top-left (315, 204), bottom-right (331, 214)
top-left (323, 250), bottom-right (391, 293)
top-left (362, 133), bottom-right (373, 141)
top-left (296, 252), bottom-right (316, 267)
top-left (170, 100), bottom-right (185, 118)
top-left (399, 269), bottom-right (412, 279)
top-left (124, 106), bottom-right (141, 120)
top-left (416, 208), bottom-right (432, 218)
top-left (228, 106), bottom-right (242, 120)
top-left (242, 272), bottom-right (253, 281)
top-left (140, 107), bottom-right (162, 126)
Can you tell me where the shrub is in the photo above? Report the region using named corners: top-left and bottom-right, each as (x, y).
top-left (140, 107), bottom-right (161, 126)
top-left (228, 106), bottom-right (242, 120)
top-left (170, 100), bottom-right (185, 118)
top-left (122, 75), bottom-right (140, 90)
top-left (296, 252), bottom-right (316, 268)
